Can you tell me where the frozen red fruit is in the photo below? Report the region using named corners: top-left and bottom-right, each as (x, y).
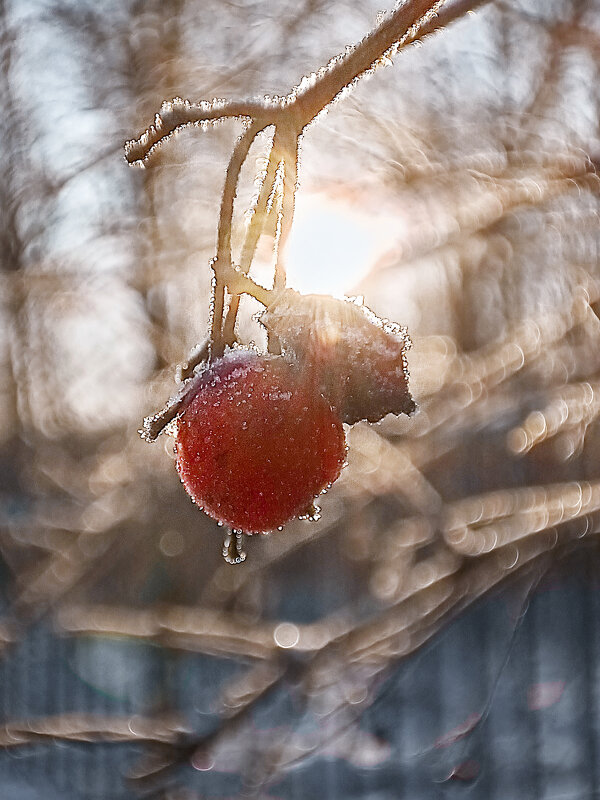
top-left (175, 349), bottom-right (346, 533)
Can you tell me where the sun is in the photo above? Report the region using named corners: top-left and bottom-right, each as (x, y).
top-left (285, 189), bottom-right (400, 298)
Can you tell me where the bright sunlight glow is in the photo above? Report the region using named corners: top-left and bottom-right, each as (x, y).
top-left (285, 192), bottom-right (401, 298)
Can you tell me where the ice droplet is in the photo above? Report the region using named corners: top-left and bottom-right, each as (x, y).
top-left (298, 501), bottom-right (321, 522)
top-left (222, 530), bottom-right (247, 564)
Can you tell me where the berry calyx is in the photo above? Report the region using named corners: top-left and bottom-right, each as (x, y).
top-left (175, 349), bottom-right (346, 533)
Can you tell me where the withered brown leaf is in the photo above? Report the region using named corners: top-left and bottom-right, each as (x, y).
top-left (261, 290), bottom-right (415, 424)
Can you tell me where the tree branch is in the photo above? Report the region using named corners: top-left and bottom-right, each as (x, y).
top-left (0, 713), bottom-right (187, 747)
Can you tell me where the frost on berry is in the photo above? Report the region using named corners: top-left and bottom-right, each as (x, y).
top-left (174, 349), bottom-right (346, 534)
top-left (260, 289), bottom-right (416, 424)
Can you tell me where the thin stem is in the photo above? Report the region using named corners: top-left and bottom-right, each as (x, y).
top-left (175, 339), bottom-right (209, 382)
top-left (274, 130), bottom-right (298, 291)
top-left (268, 131), bottom-right (298, 353)
top-left (225, 266), bottom-right (274, 307)
top-left (222, 130), bottom-right (279, 346)
top-left (211, 121), bottom-right (262, 358)
top-left (140, 373), bottom-right (210, 442)
top-left (239, 135), bottom-right (279, 271)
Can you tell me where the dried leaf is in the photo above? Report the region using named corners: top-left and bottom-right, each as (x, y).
top-left (261, 290), bottom-right (415, 424)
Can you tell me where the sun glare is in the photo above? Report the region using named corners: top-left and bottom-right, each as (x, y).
top-left (286, 192), bottom-right (399, 298)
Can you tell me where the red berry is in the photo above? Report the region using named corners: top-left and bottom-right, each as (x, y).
top-left (175, 349), bottom-right (346, 533)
